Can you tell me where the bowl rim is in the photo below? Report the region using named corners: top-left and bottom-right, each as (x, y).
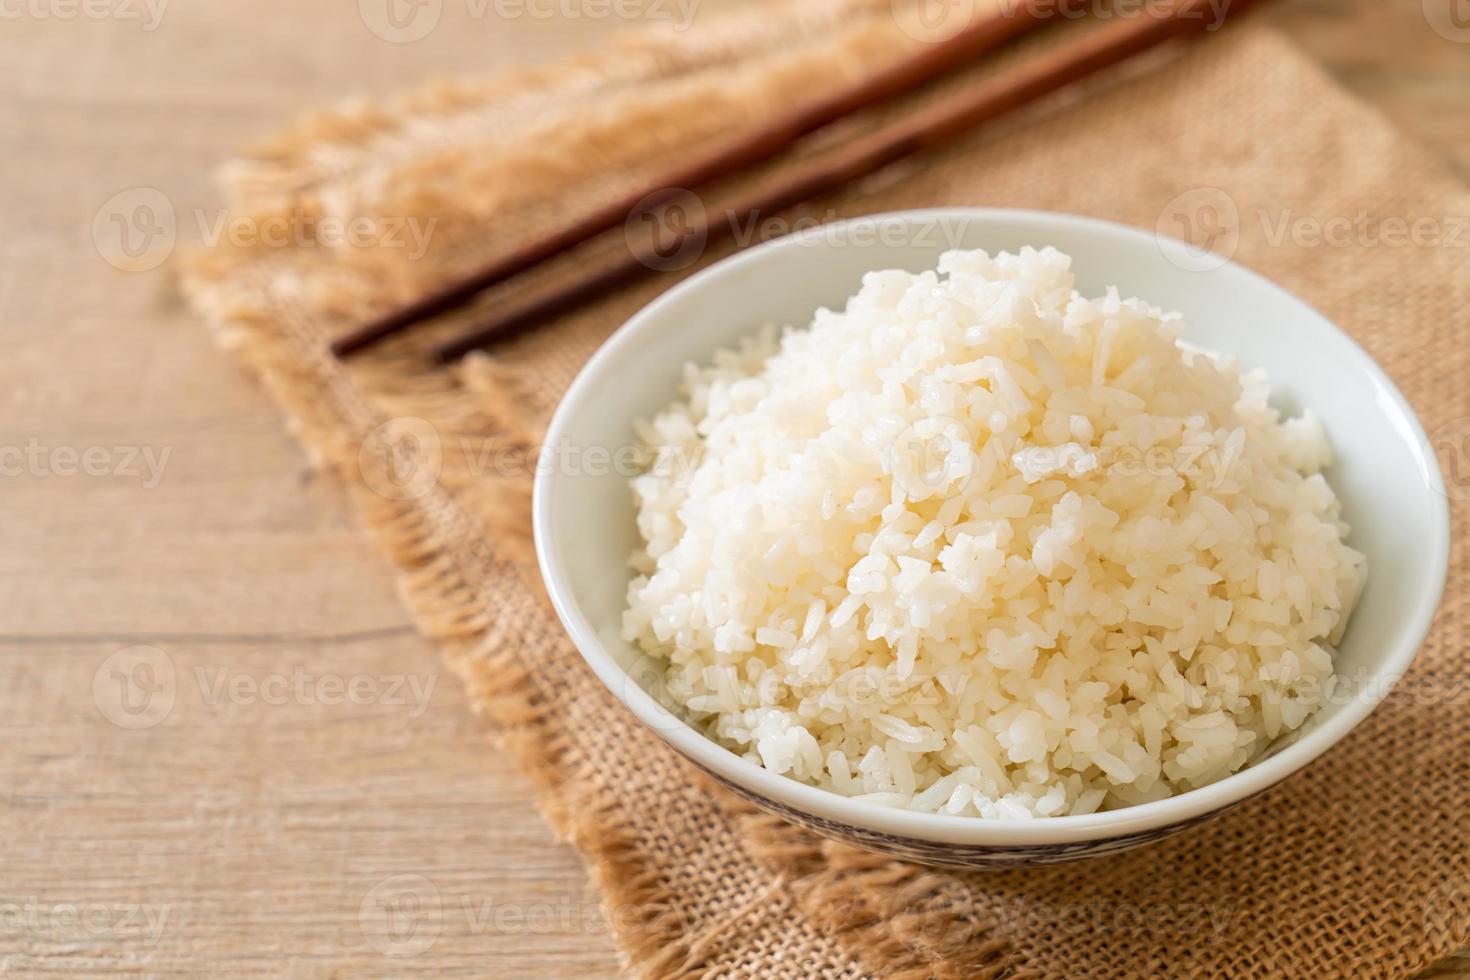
top-left (533, 207), bottom-right (1451, 846)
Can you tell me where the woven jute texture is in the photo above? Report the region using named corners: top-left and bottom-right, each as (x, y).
top-left (184, 1), bottom-right (1469, 975)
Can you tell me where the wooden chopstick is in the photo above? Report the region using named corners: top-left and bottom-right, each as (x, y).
top-left (434, 0), bottom-right (1259, 363)
top-left (330, 1), bottom-right (1065, 359)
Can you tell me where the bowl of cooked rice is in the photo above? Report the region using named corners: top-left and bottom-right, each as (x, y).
top-left (534, 208), bottom-right (1449, 867)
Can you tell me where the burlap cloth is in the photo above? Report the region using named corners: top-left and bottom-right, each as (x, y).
top-left (183, 1), bottom-right (1470, 975)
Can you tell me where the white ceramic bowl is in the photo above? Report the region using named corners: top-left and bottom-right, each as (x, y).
top-left (534, 209), bottom-right (1450, 868)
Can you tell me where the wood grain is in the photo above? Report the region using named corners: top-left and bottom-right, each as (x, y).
top-left (0, 0), bottom-right (1465, 975)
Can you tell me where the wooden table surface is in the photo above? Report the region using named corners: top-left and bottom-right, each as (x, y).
top-left (1, 1), bottom-right (1466, 975)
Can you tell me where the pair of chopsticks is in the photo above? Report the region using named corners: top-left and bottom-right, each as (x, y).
top-left (335, 0), bottom-right (1263, 364)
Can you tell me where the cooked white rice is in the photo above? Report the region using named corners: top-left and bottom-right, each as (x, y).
top-left (622, 247), bottom-right (1366, 818)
